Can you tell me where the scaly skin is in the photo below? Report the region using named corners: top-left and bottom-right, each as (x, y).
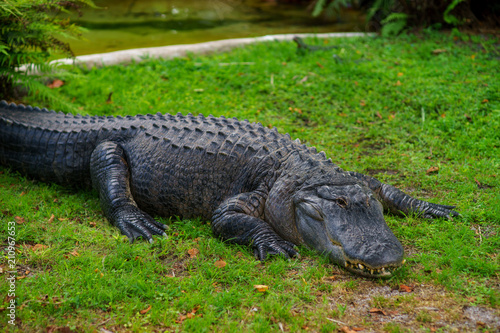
top-left (0, 101), bottom-right (459, 277)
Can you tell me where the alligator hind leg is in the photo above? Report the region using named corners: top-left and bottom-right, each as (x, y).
top-left (347, 171), bottom-right (459, 218)
top-left (212, 191), bottom-right (298, 260)
top-left (90, 141), bottom-right (167, 243)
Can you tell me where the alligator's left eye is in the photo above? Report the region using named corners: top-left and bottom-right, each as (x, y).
top-left (297, 201), bottom-right (324, 221)
top-left (335, 198), bottom-right (348, 208)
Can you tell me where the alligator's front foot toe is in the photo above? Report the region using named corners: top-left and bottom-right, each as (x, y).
top-left (112, 206), bottom-right (167, 243)
top-left (253, 236), bottom-right (298, 261)
top-left (418, 202), bottom-right (459, 219)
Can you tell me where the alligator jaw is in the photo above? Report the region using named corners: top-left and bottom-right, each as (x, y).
top-left (343, 259), bottom-right (404, 278)
top-left (327, 242), bottom-right (404, 278)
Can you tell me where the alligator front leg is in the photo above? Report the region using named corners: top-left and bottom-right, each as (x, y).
top-left (212, 192), bottom-right (298, 260)
top-left (347, 171), bottom-right (459, 218)
top-left (90, 141), bottom-right (167, 242)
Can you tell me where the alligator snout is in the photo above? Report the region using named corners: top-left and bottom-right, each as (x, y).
top-left (342, 239), bottom-right (405, 277)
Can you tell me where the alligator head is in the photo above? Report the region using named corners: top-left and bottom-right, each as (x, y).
top-left (292, 182), bottom-right (404, 278)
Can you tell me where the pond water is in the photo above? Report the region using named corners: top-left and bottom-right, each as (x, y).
top-left (66, 0), bottom-right (365, 56)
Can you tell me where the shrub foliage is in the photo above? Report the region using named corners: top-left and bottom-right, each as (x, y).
top-left (311, 0), bottom-right (500, 35)
top-left (0, 0), bottom-right (94, 100)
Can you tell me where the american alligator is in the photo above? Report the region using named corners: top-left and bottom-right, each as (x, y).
top-left (0, 101), bottom-right (458, 278)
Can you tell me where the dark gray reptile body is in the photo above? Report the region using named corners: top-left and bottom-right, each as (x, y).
top-left (0, 101), bottom-right (458, 277)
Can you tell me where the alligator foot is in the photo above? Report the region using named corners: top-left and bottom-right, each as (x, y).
top-left (410, 201), bottom-right (459, 219)
top-left (379, 183), bottom-right (460, 219)
top-left (90, 141), bottom-right (167, 243)
top-left (113, 205), bottom-right (167, 243)
top-left (212, 190), bottom-right (298, 261)
top-left (252, 231), bottom-right (298, 261)
top-left (346, 172), bottom-right (459, 219)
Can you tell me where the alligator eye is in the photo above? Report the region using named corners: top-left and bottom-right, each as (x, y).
top-left (335, 198), bottom-right (348, 208)
top-left (297, 201), bottom-right (324, 221)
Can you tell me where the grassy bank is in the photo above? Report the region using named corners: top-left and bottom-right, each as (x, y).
top-left (1, 31), bottom-right (499, 332)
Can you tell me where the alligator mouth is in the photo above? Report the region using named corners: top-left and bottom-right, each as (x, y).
top-left (344, 259), bottom-right (405, 278)
top-left (327, 239), bottom-right (404, 278)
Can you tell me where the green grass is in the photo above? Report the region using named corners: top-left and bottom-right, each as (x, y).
top-left (1, 31), bottom-right (499, 332)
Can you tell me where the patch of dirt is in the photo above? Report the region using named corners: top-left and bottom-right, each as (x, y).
top-left (463, 306), bottom-right (500, 328)
top-left (322, 279), bottom-right (500, 332)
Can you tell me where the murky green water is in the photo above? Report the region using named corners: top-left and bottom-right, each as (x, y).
top-left (66, 0), bottom-right (365, 56)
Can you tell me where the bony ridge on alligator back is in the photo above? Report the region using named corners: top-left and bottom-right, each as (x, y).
top-left (0, 101), bottom-right (459, 278)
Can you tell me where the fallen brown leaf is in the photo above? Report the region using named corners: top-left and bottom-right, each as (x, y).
top-left (47, 79), bottom-right (64, 89)
top-left (369, 308), bottom-right (387, 316)
top-left (341, 326), bottom-right (357, 333)
top-left (89, 221), bottom-right (97, 227)
top-left (15, 216), bottom-right (25, 224)
top-left (253, 285), bottom-right (269, 292)
top-left (399, 284), bottom-right (414, 292)
top-left (188, 248), bottom-right (199, 258)
top-left (139, 305), bottom-right (151, 314)
top-left (176, 306), bottom-right (199, 322)
top-left (48, 214), bottom-right (55, 223)
top-left (324, 275), bottom-right (337, 281)
top-left (175, 314), bottom-right (187, 323)
top-left (426, 166), bottom-right (439, 174)
top-left (476, 321), bottom-right (486, 328)
top-left (214, 260), bottom-right (226, 268)
top-left (32, 244), bottom-right (48, 251)
top-left (432, 49), bottom-right (447, 55)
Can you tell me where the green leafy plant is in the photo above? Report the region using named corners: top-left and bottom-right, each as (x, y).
top-left (312, 0), bottom-right (353, 18)
top-left (311, 0), bottom-right (499, 34)
top-left (0, 0), bottom-right (95, 101)
top-left (443, 0), bottom-right (466, 25)
top-left (380, 12), bottom-right (408, 36)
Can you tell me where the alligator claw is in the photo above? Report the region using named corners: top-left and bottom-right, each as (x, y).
top-left (416, 201), bottom-right (459, 219)
top-left (113, 205), bottom-right (167, 243)
top-left (253, 235), bottom-right (298, 261)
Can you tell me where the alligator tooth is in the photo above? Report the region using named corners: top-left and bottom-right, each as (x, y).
top-left (358, 264), bottom-right (364, 270)
top-left (370, 269), bottom-right (374, 275)
top-left (381, 267), bottom-right (386, 272)
top-left (345, 262), bottom-right (348, 267)
top-left (402, 259), bottom-right (406, 264)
